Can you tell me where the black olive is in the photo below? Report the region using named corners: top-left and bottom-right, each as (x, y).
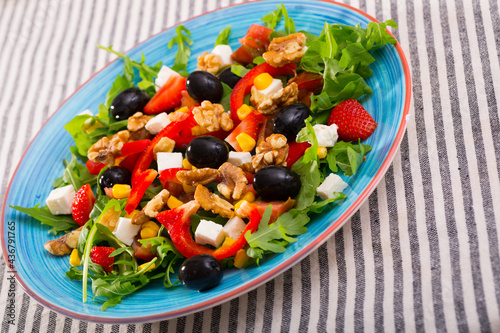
top-left (186, 71), bottom-right (223, 103)
top-left (253, 166), bottom-right (301, 201)
top-left (179, 254), bottom-right (223, 291)
top-left (186, 136), bottom-right (229, 169)
top-left (273, 103), bottom-right (311, 142)
top-left (217, 67), bottom-right (241, 89)
top-left (98, 166), bottom-right (132, 191)
top-left (110, 87), bottom-right (150, 121)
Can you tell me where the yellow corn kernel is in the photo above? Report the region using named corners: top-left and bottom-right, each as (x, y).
top-left (237, 104), bottom-right (253, 120)
top-left (317, 147), bottom-right (328, 159)
top-left (182, 158), bottom-right (193, 170)
top-left (125, 209), bottom-right (140, 219)
top-left (112, 184), bottom-right (131, 199)
top-left (234, 199), bottom-right (247, 211)
top-left (167, 196), bottom-right (183, 209)
top-left (138, 262), bottom-right (156, 272)
top-left (176, 106), bottom-right (188, 113)
top-left (234, 249), bottom-right (250, 268)
top-left (141, 227), bottom-right (158, 239)
top-left (142, 221), bottom-right (160, 232)
top-left (221, 237), bottom-right (235, 248)
top-left (240, 191), bottom-right (255, 203)
top-left (191, 125), bottom-right (208, 136)
top-left (69, 249), bottom-right (81, 267)
top-left (183, 183), bottom-right (195, 194)
top-left (236, 133), bottom-right (256, 152)
top-left (253, 73), bottom-right (273, 90)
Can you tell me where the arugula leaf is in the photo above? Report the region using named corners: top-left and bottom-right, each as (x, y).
top-left (260, 6), bottom-right (282, 29)
top-left (10, 204), bottom-right (78, 235)
top-left (92, 275), bottom-right (149, 310)
top-left (60, 152), bottom-right (96, 191)
top-left (64, 115), bottom-right (96, 158)
top-left (307, 193), bottom-right (347, 214)
top-left (168, 25), bottom-right (193, 77)
top-left (231, 64), bottom-right (249, 77)
top-left (253, 56), bottom-right (266, 65)
top-left (280, 4), bottom-right (296, 35)
top-left (364, 20), bottom-right (398, 51)
top-left (291, 157), bottom-right (322, 210)
top-left (326, 141), bottom-right (372, 176)
top-left (245, 207), bottom-right (310, 257)
top-left (219, 82), bottom-right (233, 112)
top-left (295, 116), bottom-right (318, 164)
top-left (214, 26), bottom-right (231, 46)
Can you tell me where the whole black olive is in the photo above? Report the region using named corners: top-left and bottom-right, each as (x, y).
top-left (186, 136), bottom-right (229, 169)
top-left (273, 103), bottom-right (311, 141)
top-left (186, 71), bottom-right (223, 103)
top-left (110, 87), bottom-right (150, 121)
top-left (179, 254), bottom-right (223, 291)
top-left (217, 67), bottom-right (241, 89)
top-left (98, 166), bottom-right (132, 191)
top-left (253, 166), bottom-right (301, 201)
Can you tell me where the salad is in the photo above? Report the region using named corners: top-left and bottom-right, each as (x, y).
top-left (11, 4), bottom-right (397, 310)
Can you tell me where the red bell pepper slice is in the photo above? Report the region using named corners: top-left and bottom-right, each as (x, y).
top-left (86, 159), bottom-right (106, 175)
top-left (118, 153), bottom-right (141, 173)
top-left (230, 62), bottom-right (296, 125)
top-left (224, 112), bottom-right (262, 152)
top-left (125, 169), bottom-right (158, 214)
top-left (119, 139), bottom-right (151, 158)
top-left (143, 75), bottom-right (187, 114)
top-left (158, 167), bottom-right (187, 186)
top-left (286, 141), bottom-right (311, 167)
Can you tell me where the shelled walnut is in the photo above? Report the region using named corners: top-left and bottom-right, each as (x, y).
top-left (252, 134), bottom-right (289, 171)
top-left (177, 168), bottom-right (219, 187)
top-left (197, 52), bottom-right (223, 75)
top-left (192, 101), bottom-right (234, 132)
top-left (250, 82), bottom-right (298, 115)
top-left (263, 32), bottom-right (307, 67)
top-left (194, 185), bottom-right (235, 218)
top-left (217, 162), bottom-right (248, 200)
top-left (87, 130), bottom-right (130, 165)
top-left (127, 112), bottom-right (151, 132)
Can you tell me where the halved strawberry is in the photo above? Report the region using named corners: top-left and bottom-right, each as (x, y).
top-left (327, 99), bottom-right (377, 141)
top-left (71, 184), bottom-right (95, 226)
top-left (225, 112), bottom-right (262, 152)
top-left (90, 246), bottom-right (115, 274)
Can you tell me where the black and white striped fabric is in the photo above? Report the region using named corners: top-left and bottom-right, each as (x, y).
top-left (1, 0), bottom-right (499, 331)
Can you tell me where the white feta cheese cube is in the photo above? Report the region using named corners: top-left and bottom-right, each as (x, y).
top-left (223, 216), bottom-right (247, 240)
top-left (227, 151), bottom-right (252, 166)
top-left (195, 219), bottom-right (225, 248)
top-left (316, 173), bottom-right (348, 200)
top-left (145, 112), bottom-right (171, 135)
top-left (211, 44), bottom-right (233, 66)
top-left (257, 78), bottom-right (283, 96)
top-left (79, 109), bottom-right (93, 116)
top-left (157, 152), bottom-right (183, 173)
top-left (155, 65), bottom-right (179, 89)
top-left (312, 124), bottom-right (339, 148)
top-left (45, 185), bottom-right (76, 215)
top-left (112, 217), bottom-right (141, 246)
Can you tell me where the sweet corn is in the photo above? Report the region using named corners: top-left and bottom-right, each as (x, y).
top-left (236, 133), bottom-right (256, 152)
top-left (167, 196), bottom-right (183, 209)
top-left (182, 158), bottom-right (193, 170)
top-left (234, 199), bottom-right (247, 211)
top-left (191, 125), bottom-right (208, 136)
top-left (138, 262), bottom-right (156, 273)
top-left (221, 237), bottom-right (235, 248)
top-left (142, 221), bottom-right (160, 231)
top-left (237, 104), bottom-right (253, 120)
top-left (253, 73), bottom-right (273, 90)
top-left (317, 147), bottom-right (328, 159)
top-left (240, 191), bottom-right (255, 203)
top-left (125, 209), bottom-right (140, 219)
top-left (112, 184), bottom-right (131, 199)
top-left (140, 227), bottom-right (158, 239)
top-left (183, 183), bottom-right (195, 194)
top-left (234, 249), bottom-right (250, 268)
top-left (176, 106), bottom-right (188, 113)
top-left (69, 249), bottom-right (81, 267)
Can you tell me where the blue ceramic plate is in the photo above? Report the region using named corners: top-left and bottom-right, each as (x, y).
top-left (1, 0), bottom-right (410, 323)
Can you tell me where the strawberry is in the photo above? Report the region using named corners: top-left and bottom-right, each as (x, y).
top-left (71, 184), bottom-right (95, 226)
top-left (90, 246), bottom-right (115, 274)
top-left (327, 99), bottom-right (377, 141)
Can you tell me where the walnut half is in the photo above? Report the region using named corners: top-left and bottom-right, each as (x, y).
top-left (192, 101), bottom-right (234, 133)
top-left (250, 82), bottom-right (298, 115)
top-left (252, 134), bottom-right (289, 171)
top-left (263, 32), bottom-right (307, 67)
top-left (194, 185), bottom-right (235, 218)
top-left (197, 52), bottom-right (223, 75)
top-left (177, 168), bottom-right (218, 187)
top-left (87, 130), bottom-right (130, 165)
top-left (217, 162), bottom-right (248, 200)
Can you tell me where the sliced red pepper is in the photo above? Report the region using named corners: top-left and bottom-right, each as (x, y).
top-left (118, 153), bottom-right (141, 173)
top-left (230, 62), bottom-right (296, 125)
top-left (125, 169), bottom-right (158, 214)
top-left (143, 75), bottom-right (187, 114)
top-left (86, 159), bottom-right (106, 175)
top-left (225, 112), bottom-right (262, 152)
top-left (286, 141), bottom-right (311, 167)
top-left (290, 72), bottom-right (324, 99)
top-left (119, 139), bottom-right (151, 157)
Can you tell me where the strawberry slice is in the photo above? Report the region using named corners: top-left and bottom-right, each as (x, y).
top-left (327, 99), bottom-right (377, 141)
top-left (71, 184), bottom-right (95, 226)
top-left (90, 246), bottom-right (115, 274)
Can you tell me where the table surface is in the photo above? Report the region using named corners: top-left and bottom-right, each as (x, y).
top-left (0, 0), bottom-right (499, 332)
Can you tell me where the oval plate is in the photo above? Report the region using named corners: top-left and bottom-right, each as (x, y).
top-left (1, 0), bottom-right (410, 324)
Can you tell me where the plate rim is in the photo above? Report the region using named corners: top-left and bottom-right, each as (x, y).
top-left (1, 0), bottom-right (411, 324)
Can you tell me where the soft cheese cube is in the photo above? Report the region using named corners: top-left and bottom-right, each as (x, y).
top-left (223, 216), bottom-right (247, 240)
top-left (316, 173), bottom-right (348, 200)
top-left (113, 217), bottom-right (141, 246)
top-left (227, 151), bottom-right (252, 166)
top-left (45, 185), bottom-right (76, 215)
top-left (155, 65), bottom-right (178, 89)
top-left (211, 44), bottom-right (233, 66)
top-left (145, 113), bottom-right (171, 135)
top-left (157, 152), bottom-right (183, 173)
top-left (312, 124), bottom-right (339, 148)
top-left (257, 78), bottom-right (283, 96)
top-left (195, 219), bottom-right (225, 248)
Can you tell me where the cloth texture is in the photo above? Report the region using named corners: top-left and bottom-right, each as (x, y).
top-left (0, 0), bottom-right (499, 331)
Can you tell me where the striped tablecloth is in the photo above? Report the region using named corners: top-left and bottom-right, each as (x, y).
top-left (1, 0), bottom-right (499, 331)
